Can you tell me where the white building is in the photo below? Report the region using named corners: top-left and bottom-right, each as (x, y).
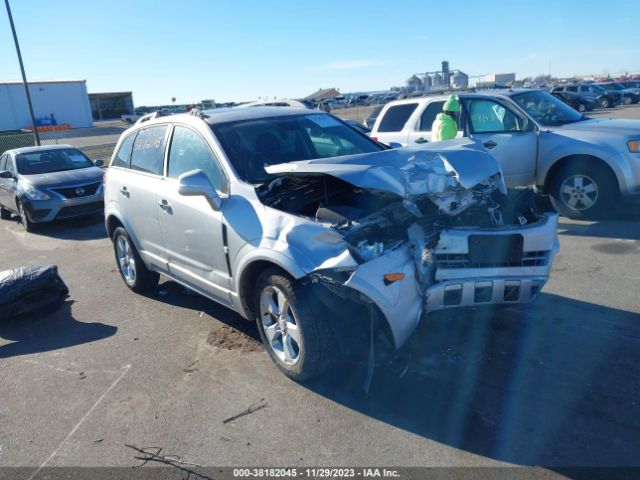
top-left (0, 80), bottom-right (93, 131)
top-left (481, 73), bottom-right (516, 86)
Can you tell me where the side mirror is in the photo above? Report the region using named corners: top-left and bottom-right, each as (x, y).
top-left (0, 170), bottom-right (14, 179)
top-left (94, 159), bottom-right (104, 167)
top-left (178, 169), bottom-right (222, 211)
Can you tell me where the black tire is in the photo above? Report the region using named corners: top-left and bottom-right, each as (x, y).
top-left (549, 162), bottom-right (619, 219)
top-left (577, 103), bottom-right (586, 113)
top-left (254, 267), bottom-right (339, 381)
top-left (0, 204), bottom-right (11, 220)
top-left (17, 200), bottom-right (35, 233)
top-left (623, 96), bottom-right (632, 105)
top-left (112, 226), bottom-right (159, 292)
top-left (600, 98), bottom-right (610, 109)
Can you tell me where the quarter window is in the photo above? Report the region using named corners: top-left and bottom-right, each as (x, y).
top-left (0, 154), bottom-right (7, 171)
top-left (168, 126), bottom-right (225, 192)
top-left (467, 99), bottom-right (522, 133)
top-left (111, 132), bottom-right (136, 168)
top-left (130, 126), bottom-right (168, 175)
top-left (377, 103), bottom-right (418, 132)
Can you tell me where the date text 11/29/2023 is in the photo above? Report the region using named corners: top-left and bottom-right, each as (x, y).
top-left (232, 468), bottom-right (400, 478)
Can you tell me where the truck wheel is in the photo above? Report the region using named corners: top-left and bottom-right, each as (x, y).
top-left (112, 226), bottom-right (159, 292)
top-left (254, 268), bottom-right (338, 381)
top-left (0, 204), bottom-right (11, 220)
top-left (600, 98), bottom-right (610, 108)
top-left (549, 163), bottom-right (618, 219)
top-left (17, 200), bottom-right (35, 232)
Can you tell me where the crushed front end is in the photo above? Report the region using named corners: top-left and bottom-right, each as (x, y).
top-left (261, 143), bottom-right (560, 349)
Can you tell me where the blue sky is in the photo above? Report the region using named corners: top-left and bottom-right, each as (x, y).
top-left (1, 0), bottom-right (639, 105)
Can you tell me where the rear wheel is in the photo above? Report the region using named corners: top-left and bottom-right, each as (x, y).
top-left (254, 268), bottom-right (339, 381)
top-left (577, 103), bottom-right (586, 113)
top-left (112, 226), bottom-right (159, 292)
top-left (623, 96), bottom-right (632, 105)
top-left (600, 98), bottom-right (610, 108)
top-left (0, 204), bottom-right (11, 220)
top-left (549, 163), bottom-right (619, 219)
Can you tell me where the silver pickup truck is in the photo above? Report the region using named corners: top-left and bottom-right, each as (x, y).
top-left (371, 89), bottom-right (640, 218)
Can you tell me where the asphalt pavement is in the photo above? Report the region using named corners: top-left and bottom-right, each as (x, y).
top-left (0, 204), bottom-right (639, 477)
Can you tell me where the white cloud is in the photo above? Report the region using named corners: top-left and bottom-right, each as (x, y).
top-left (306, 59), bottom-right (387, 71)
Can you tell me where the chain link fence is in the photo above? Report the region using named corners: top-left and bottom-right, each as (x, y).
top-left (0, 122), bottom-right (121, 164)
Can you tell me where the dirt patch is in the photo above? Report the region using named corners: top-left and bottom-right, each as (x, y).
top-left (207, 323), bottom-right (262, 353)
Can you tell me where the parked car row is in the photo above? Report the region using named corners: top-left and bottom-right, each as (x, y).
top-left (369, 89), bottom-right (640, 219)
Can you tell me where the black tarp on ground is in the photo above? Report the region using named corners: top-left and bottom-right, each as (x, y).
top-left (0, 265), bottom-right (69, 320)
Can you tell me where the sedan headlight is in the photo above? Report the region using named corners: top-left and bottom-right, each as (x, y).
top-left (628, 140), bottom-right (640, 153)
top-left (23, 186), bottom-right (51, 201)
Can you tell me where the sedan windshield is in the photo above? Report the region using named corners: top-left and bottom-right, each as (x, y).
top-left (16, 148), bottom-right (94, 175)
top-left (211, 113), bottom-right (384, 183)
top-left (512, 91), bottom-right (585, 126)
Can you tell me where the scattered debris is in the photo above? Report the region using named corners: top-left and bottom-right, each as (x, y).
top-left (222, 399), bottom-right (267, 424)
top-left (183, 359), bottom-right (199, 373)
top-left (199, 311), bottom-right (205, 318)
top-left (79, 372), bottom-right (87, 380)
top-left (125, 443), bottom-right (212, 479)
top-left (93, 438), bottom-right (103, 444)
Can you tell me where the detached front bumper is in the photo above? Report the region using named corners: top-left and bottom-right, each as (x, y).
top-left (341, 213), bottom-right (559, 349)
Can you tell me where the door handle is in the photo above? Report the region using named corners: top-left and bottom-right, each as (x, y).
top-left (483, 140), bottom-right (497, 149)
top-left (158, 199), bottom-right (172, 212)
top-left (414, 137), bottom-right (429, 144)
top-left (119, 186), bottom-right (130, 197)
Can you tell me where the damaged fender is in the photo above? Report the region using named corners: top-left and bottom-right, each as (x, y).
top-left (343, 245), bottom-right (421, 349)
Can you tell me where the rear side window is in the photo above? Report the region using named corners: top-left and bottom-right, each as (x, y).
top-left (111, 132), bottom-right (136, 168)
top-left (418, 102), bottom-right (444, 131)
top-left (168, 126), bottom-right (226, 193)
top-left (567, 86), bottom-right (578, 92)
top-left (377, 103), bottom-right (418, 132)
top-left (0, 154), bottom-right (7, 171)
top-left (130, 126), bottom-right (168, 175)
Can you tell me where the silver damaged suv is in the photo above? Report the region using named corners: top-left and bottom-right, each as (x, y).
top-left (105, 107), bottom-right (559, 380)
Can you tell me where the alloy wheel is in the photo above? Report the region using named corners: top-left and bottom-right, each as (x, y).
top-left (116, 234), bottom-right (136, 284)
top-left (259, 285), bottom-right (301, 365)
top-left (560, 174), bottom-right (599, 211)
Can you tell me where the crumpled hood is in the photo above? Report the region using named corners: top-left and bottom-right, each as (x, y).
top-left (20, 167), bottom-right (104, 189)
top-left (265, 139), bottom-right (501, 199)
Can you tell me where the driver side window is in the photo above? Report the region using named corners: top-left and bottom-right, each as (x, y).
top-left (467, 99), bottom-right (522, 133)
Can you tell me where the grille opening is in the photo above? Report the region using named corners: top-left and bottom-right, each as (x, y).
top-left (435, 250), bottom-right (551, 269)
top-left (474, 282), bottom-right (493, 303)
top-left (443, 285), bottom-right (463, 306)
top-left (530, 282), bottom-right (542, 299)
top-left (504, 281), bottom-right (521, 302)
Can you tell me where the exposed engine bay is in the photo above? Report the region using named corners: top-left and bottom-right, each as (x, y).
top-left (257, 173), bottom-right (541, 266)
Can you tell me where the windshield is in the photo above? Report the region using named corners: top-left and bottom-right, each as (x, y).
top-left (602, 83), bottom-right (623, 90)
top-left (16, 148), bottom-right (94, 175)
top-left (211, 113), bottom-right (384, 183)
top-left (512, 90), bottom-right (585, 126)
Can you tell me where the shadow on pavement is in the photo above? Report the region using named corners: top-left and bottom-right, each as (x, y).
top-left (303, 293), bottom-right (640, 468)
top-left (7, 214), bottom-right (108, 241)
top-left (0, 300), bottom-right (117, 359)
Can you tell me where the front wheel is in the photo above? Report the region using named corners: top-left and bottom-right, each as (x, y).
top-left (112, 226), bottom-right (159, 292)
top-left (577, 103), bottom-right (586, 113)
top-left (17, 201), bottom-right (35, 232)
top-left (623, 96), bottom-right (632, 105)
top-left (549, 163), bottom-right (619, 219)
top-left (254, 268), bottom-right (339, 381)
top-left (600, 98), bottom-right (610, 109)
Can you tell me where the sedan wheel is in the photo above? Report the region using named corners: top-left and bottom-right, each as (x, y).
top-left (624, 96), bottom-right (632, 105)
top-left (600, 98), bottom-right (610, 108)
top-left (578, 103), bottom-right (586, 113)
top-left (259, 285), bottom-right (301, 365)
top-left (18, 201), bottom-right (34, 232)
